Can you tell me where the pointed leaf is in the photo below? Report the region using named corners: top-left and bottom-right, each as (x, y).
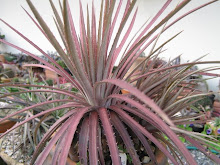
top-left (110, 112), bottom-right (141, 165)
top-left (79, 117), bottom-right (89, 165)
top-left (98, 107), bottom-right (121, 165)
top-left (58, 107), bottom-right (89, 164)
top-left (89, 111), bottom-right (98, 164)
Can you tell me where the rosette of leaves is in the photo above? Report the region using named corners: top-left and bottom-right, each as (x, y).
top-left (0, 0), bottom-right (220, 164)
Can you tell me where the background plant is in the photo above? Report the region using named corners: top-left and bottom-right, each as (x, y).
top-left (0, 0), bottom-right (220, 164)
top-left (0, 74), bottom-right (74, 163)
top-left (0, 32), bottom-right (5, 40)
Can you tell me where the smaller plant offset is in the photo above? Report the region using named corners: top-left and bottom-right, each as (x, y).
top-left (0, 0), bottom-right (220, 164)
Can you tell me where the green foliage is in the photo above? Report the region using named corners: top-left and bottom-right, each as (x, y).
top-left (56, 60), bottom-right (67, 69)
top-left (201, 123), bottom-right (220, 152)
top-left (4, 54), bottom-right (17, 62)
top-left (206, 141), bottom-right (220, 152)
top-left (46, 79), bottom-right (54, 86)
top-left (176, 124), bottom-right (193, 142)
top-left (5, 87), bottom-right (19, 92)
top-left (190, 95), bottom-right (213, 111)
top-left (178, 124), bottom-right (193, 132)
top-left (214, 117), bottom-right (220, 127)
top-left (71, 87), bottom-right (78, 93)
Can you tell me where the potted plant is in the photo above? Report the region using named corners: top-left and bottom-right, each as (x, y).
top-left (0, 0), bottom-right (220, 164)
top-left (0, 119), bottom-right (16, 133)
top-left (213, 100), bottom-right (220, 117)
top-left (187, 95), bottom-right (214, 132)
top-left (0, 79), bottom-right (73, 164)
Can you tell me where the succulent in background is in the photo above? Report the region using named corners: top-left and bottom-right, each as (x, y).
top-left (0, 32), bottom-right (5, 40)
top-left (0, 0), bottom-right (220, 164)
top-left (0, 78), bottom-right (72, 160)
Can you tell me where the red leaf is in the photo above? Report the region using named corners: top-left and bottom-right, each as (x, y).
top-left (97, 125), bottom-right (105, 164)
top-left (101, 78), bottom-right (173, 126)
top-left (31, 110), bottom-right (76, 164)
top-left (89, 111), bottom-right (99, 164)
top-left (58, 107), bottom-right (89, 164)
top-left (0, 103), bottom-right (80, 139)
top-left (0, 99), bottom-right (72, 124)
top-left (98, 107), bottom-right (121, 165)
top-left (79, 117), bottom-right (89, 165)
top-left (52, 130), bottom-right (68, 164)
top-left (35, 114), bottom-right (76, 164)
top-left (117, 105), bottom-right (157, 164)
top-left (110, 112), bottom-right (141, 165)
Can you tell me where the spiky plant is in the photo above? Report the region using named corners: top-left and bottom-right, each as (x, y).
top-left (0, 0), bottom-right (220, 164)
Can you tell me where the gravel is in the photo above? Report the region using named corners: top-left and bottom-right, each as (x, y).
top-left (0, 102), bottom-right (31, 164)
top-left (0, 131), bottom-right (31, 164)
top-left (0, 102), bottom-right (9, 116)
top-left (168, 143), bottom-right (219, 165)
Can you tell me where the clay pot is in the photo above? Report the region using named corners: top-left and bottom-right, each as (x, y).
top-left (213, 101), bottom-right (220, 117)
top-left (145, 146), bottom-right (168, 165)
top-left (214, 101), bottom-right (220, 109)
top-left (45, 69), bottom-right (58, 80)
top-left (125, 57), bottom-right (145, 84)
top-left (0, 120), bottom-right (20, 164)
top-left (0, 120), bottom-right (16, 133)
top-left (0, 54), bottom-right (5, 63)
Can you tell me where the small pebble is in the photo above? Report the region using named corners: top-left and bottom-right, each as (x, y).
top-left (1, 132), bottom-right (31, 164)
top-left (142, 156), bottom-right (151, 164)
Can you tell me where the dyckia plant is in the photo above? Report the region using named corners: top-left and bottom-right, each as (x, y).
top-left (0, 0), bottom-right (220, 164)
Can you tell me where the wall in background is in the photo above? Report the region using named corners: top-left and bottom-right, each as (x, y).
top-left (0, 0), bottom-right (219, 94)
